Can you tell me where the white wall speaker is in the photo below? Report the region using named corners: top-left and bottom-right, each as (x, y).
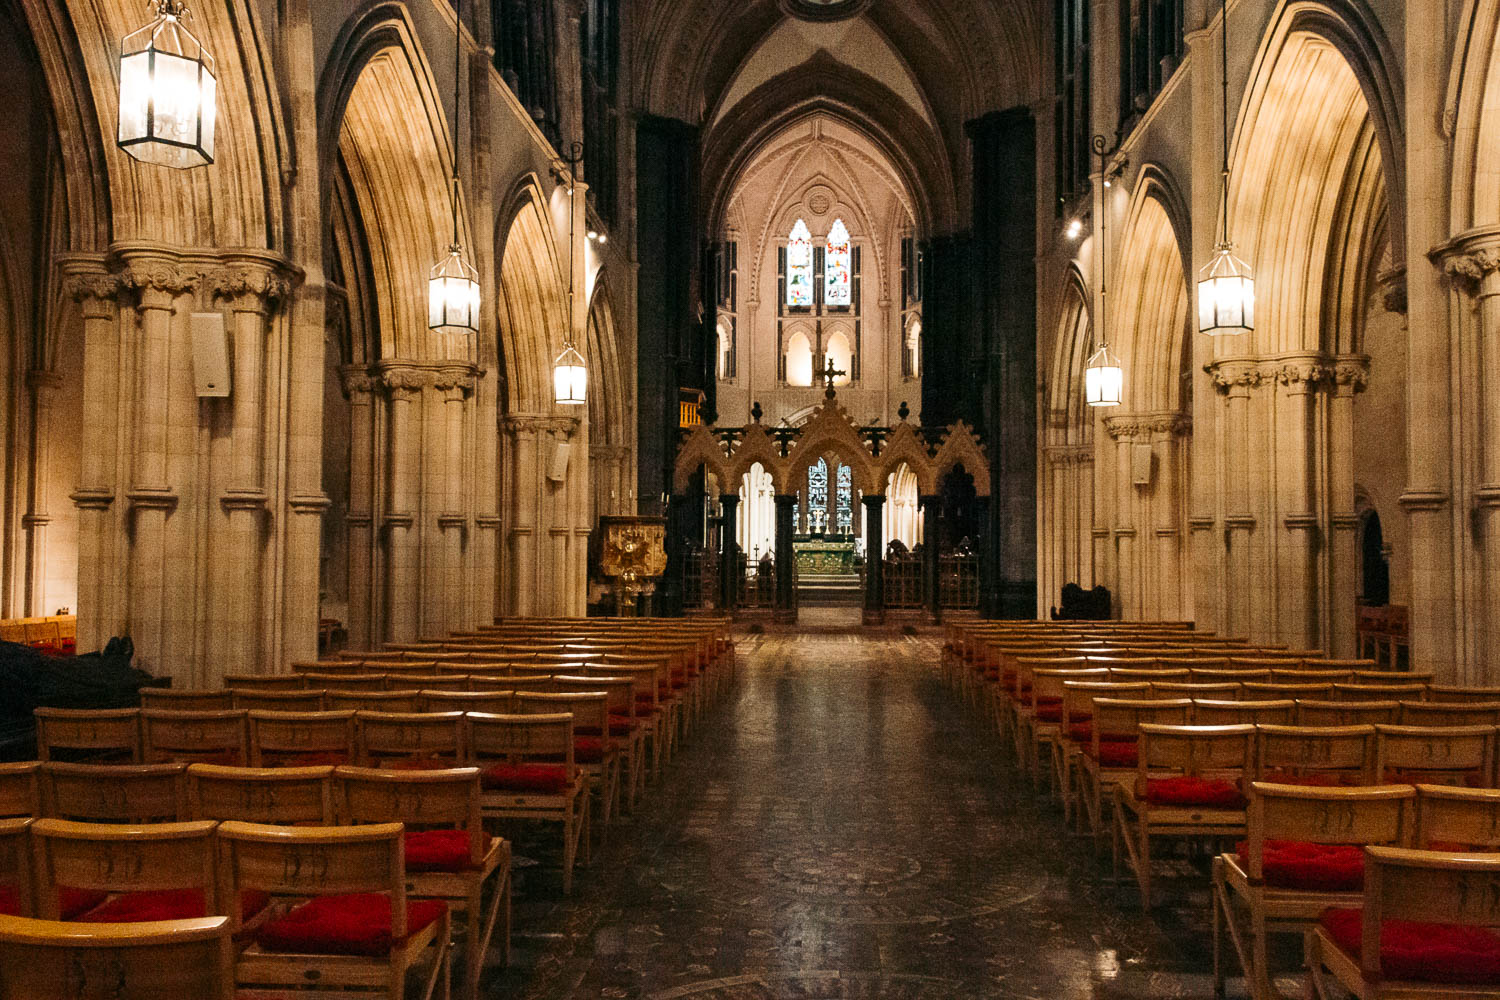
top-left (548, 442), bottom-right (572, 482)
top-left (1131, 442), bottom-right (1155, 487)
top-left (190, 312), bottom-right (231, 397)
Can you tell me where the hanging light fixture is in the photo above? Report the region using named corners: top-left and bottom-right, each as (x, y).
top-left (1085, 134), bottom-right (1123, 408)
top-left (554, 144), bottom-right (588, 405)
top-left (118, 1), bottom-right (217, 168)
top-left (429, 0), bottom-right (481, 335)
top-left (1198, 0), bottom-right (1255, 336)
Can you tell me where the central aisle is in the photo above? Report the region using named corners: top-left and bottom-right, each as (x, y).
top-left (497, 631), bottom-right (1227, 999)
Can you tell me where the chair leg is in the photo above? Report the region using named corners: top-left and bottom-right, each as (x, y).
top-left (562, 797), bottom-right (578, 895)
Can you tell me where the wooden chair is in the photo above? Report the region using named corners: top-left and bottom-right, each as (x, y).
top-left (583, 662), bottom-right (664, 782)
top-left (0, 913), bottom-right (235, 1000)
top-left (1053, 681), bottom-right (1151, 818)
top-left (354, 711), bottom-right (465, 769)
top-left (420, 690), bottom-right (515, 715)
top-left (1074, 698), bottom-right (1191, 839)
top-left (1400, 700), bottom-right (1500, 727)
top-left (466, 712), bottom-right (589, 895)
top-left (337, 766), bottom-right (510, 1000)
top-left (515, 691), bottom-right (620, 831)
top-left (1272, 668), bottom-right (1357, 685)
top-left (247, 710), bottom-right (357, 767)
top-left (553, 674), bottom-right (645, 813)
top-left (1334, 682), bottom-right (1429, 703)
top-left (1212, 782), bottom-right (1414, 1000)
top-left (1375, 723), bottom-right (1497, 787)
top-left (215, 820), bottom-right (451, 1000)
top-left (1243, 682), bottom-right (1337, 702)
top-left (1196, 667), bottom-right (1271, 684)
top-left (37, 762), bottom-right (187, 822)
top-left (185, 764), bottom-right (335, 824)
top-left (470, 674), bottom-right (553, 693)
top-left (1306, 846), bottom-right (1500, 998)
top-left (1112, 724), bottom-right (1255, 910)
top-left (1254, 725), bottom-right (1378, 787)
top-left (140, 710), bottom-right (249, 765)
top-left (1413, 783), bottom-right (1500, 851)
top-left (222, 673), bottom-right (307, 692)
top-left (1296, 700), bottom-right (1402, 727)
top-left (232, 690), bottom-right (327, 713)
top-left (0, 818), bottom-right (33, 918)
top-left (1192, 699), bottom-right (1296, 727)
top-left (326, 689), bottom-right (423, 713)
top-left (139, 689), bottom-right (235, 711)
top-left (1152, 681), bottom-right (1241, 701)
top-left (1023, 666), bottom-right (1107, 784)
top-left (33, 708), bottom-right (140, 763)
top-left (30, 818), bottom-right (219, 922)
top-left (1430, 684), bottom-right (1500, 704)
top-left (301, 673), bottom-right (386, 693)
top-left (0, 763), bottom-right (38, 819)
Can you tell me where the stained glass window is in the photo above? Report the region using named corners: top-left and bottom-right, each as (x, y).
top-left (787, 219), bottom-right (814, 307)
top-left (836, 464), bottom-right (853, 534)
top-left (808, 459), bottom-right (829, 533)
top-left (825, 219), bottom-right (852, 307)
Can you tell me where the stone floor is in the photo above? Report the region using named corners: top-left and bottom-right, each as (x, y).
top-left (488, 630), bottom-right (1283, 999)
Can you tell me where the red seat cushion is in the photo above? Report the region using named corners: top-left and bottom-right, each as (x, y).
top-left (59, 888), bottom-right (110, 919)
top-left (576, 717), bottom-right (635, 738)
top-left (1261, 769), bottom-right (1357, 788)
top-left (1034, 704), bottom-right (1064, 723)
top-left (403, 829), bottom-right (491, 873)
top-left (635, 692), bottom-right (656, 706)
top-left (480, 763), bottom-right (569, 794)
top-left (76, 888), bottom-right (272, 923)
top-left (1091, 741), bottom-right (1140, 768)
top-left (1321, 907), bottom-right (1500, 985)
top-left (1066, 721), bottom-right (1123, 743)
top-left (1143, 776), bottom-right (1246, 809)
top-left (0, 886), bottom-right (17, 917)
top-left (1236, 840), bottom-right (1365, 891)
top-left (574, 736), bottom-right (606, 764)
top-left (255, 893), bottom-right (447, 957)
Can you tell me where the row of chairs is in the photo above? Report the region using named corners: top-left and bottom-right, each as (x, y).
top-left (1, 761), bottom-right (508, 999)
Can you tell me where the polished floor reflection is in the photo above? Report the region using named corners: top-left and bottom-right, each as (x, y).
top-left (492, 631), bottom-right (1258, 999)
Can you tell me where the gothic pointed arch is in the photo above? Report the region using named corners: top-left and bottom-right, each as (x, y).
top-left (1113, 169), bottom-right (1191, 413)
top-left (933, 423), bottom-right (991, 498)
top-left (877, 422), bottom-right (938, 497)
top-left (495, 178), bottom-right (569, 414)
top-left (784, 396), bottom-right (879, 495)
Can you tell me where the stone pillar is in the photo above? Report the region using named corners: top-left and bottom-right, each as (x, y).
top-left (119, 255), bottom-right (198, 678)
top-left (1328, 358), bottom-right (1370, 657)
top-left (719, 494), bottom-right (740, 613)
top-left (921, 494), bottom-right (941, 623)
top-left (436, 367), bottom-right (476, 637)
top-left (1275, 362), bottom-right (1328, 651)
top-left (62, 261), bottom-right (122, 654)
top-left (1105, 417), bottom-right (1139, 620)
top-left (22, 370), bottom-right (64, 617)
top-left (382, 368), bottom-right (425, 643)
top-left (774, 493), bottom-right (797, 624)
top-left (863, 494), bottom-right (885, 625)
top-left (341, 367), bottom-right (377, 650)
top-left (1213, 362), bottom-right (1259, 639)
top-left (503, 416), bottom-right (542, 617)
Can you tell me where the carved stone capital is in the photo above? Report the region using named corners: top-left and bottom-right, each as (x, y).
top-left (1272, 362), bottom-right (1335, 392)
top-left (1432, 227), bottom-right (1500, 294)
top-left (380, 366), bottom-right (430, 398)
top-left (1207, 360), bottom-right (1262, 394)
top-left (340, 366), bottom-right (377, 399)
top-left (433, 365), bottom-right (478, 397)
top-left (289, 493), bottom-right (333, 516)
top-left (118, 257), bottom-right (201, 304)
top-left (60, 263), bottom-right (123, 318)
top-left (1377, 264), bottom-right (1407, 314)
top-left (1104, 412), bottom-right (1190, 441)
top-left (210, 263), bottom-right (295, 311)
top-left (1333, 356), bottom-right (1371, 393)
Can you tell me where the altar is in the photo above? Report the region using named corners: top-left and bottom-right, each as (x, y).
top-left (794, 537), bottom-right (857, 575)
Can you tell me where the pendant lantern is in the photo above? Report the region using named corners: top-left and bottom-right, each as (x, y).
top-left (118, 0), bottom-right (217, 168)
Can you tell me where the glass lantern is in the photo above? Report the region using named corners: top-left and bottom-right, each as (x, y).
top-left (118, 1), bottom-right (217, 168)
top-left (428, 245), bottom-right (482, 333)
top-left (1084, 345), bottom-right (1123, 408)
top-left (553, 344), bottom-right (587, 405)
top-left (1197, 244), bottom-right (1256, 336)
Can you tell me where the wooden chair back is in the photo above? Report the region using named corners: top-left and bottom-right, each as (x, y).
top-left (299, 673), bottom-right (385, 693)
top-left (37, 762), bottom-right (187, 822)
top-left (1271, 668), bottom-right (1356, 684)
top-left (324, 689), bottom-right (423, 713)
top-left (0, 764), bottom-right (38, 819)
top-left (0, 913), bottom-right (235, 1000)
top-left (1375, 724), bottom-right (1497, 786)
top-left (140, 690), bottom-right (234, 712)
top-left (336, 766), bottom-right (486, 867)
top-left (0, 819), bottom-right (32, 917)
top-left (353, 711), bottom-right (465, 768)
top-left (140, 710), bottom-right (249, 765)
top-left (1244, 782), bottom-right (1414, 882)
top-left (552, 675), bottom-right (635, 725)
top-left (30, 818), bottom-right (218, 919)
top-left (1135, 724), bottom-right (1255, 782)
top-left (1352, 847), bottom-right (1500, 983)
top-left (246, 710), bottom-right (357, 767)
top-left (515, 691), bottom-right (610, 739)
top-left (1192, 667), bottom-right (1267, 684)
top-left (1413, 784), bottom-right (1500, 850)
top-left (472, 673), bottom-right (554, 692)
top-left (466, 712), bottom-right (575, 777)
top-left (1333, 682), bottom-right (1428, 703)
top-left (295, 658), bottom-right (369, 672)
top-left (185, 764), bottom-right (334, 824)
top-left (33, 708), bottom-right (140, 763)
top-left (1430, 685), bottom-right (1500, 704)
top-left (231, 690), bottom-right (325, 713)
top-left (1191, 699), bottom-right (1295, 726)
top-left (1254, 724), bottom-right (1376, 785)
top-left (221, 674), bottom-right (306, 692)
top-left (1401, 701), bottom-right (1500, 727)
top-left (420, 689), bottom-right (515, 714)
top-left (1295, 699), bottom-right (1402, 727)
top-left (1089, 698), bottom-right (1191, 747)
top-left (1241, 682), bottom-right (1336, 701)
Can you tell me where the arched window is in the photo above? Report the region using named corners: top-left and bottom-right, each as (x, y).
top-left (824, 330), bottom-right (852, 386)
top-left (786, 219), bottom-right (814, 307)
top-left (825, 218), bottom-right (852, 306)
top-left (716, 321), bottom-right (733, 380)
top-left (904, 316), bottom-right (922, 378)
top-left (785, 330), bottom-right (814, 386)
top-left (836, 464), bottom-right (853, 534)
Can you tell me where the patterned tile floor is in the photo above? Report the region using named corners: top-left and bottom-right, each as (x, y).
top-left (488, 630), bottom-right (1282, 999)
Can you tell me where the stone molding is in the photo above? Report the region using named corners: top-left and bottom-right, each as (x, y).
top-left (475, 516), bottom-right (503, 529)
top-left (71, 488), bottom-right (116, 511)
top-left (1431, 225), bottom-right (1500, 293)
top-left (1399, 489), bottom-right (1450, 512)
top-left (1377, 264), bottom-right (1408, 314)
top-left (501, 414), bottom-right (580, 437)
top-left (221, 490), bottom-right (270, 513)
top-left (340, 366), bottom-right (378, 399)
top-left (26, 370), bottom-right (64, 394)
top-left (1477, 486), bottom-right (1500, 510)
top-left (289, 493), bottom-right (333, 516)
top-left (1104, 412), bottom-right (1191, 441)
top-left (1207, 354), bottom-right (1368, 394)
top-left (209, 261), bottom-right (297, 311)
top-left (1044, 444), bottom-right (1093, 464)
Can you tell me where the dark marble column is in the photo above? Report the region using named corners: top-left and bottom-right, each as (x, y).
top-left (863, 495), bottom-right (886, 626)
top-left (774, 494), bottom-right (797, 624)
top-left (720, 494), bottom-right (740, 614)
top-left (921, 494), bottom-right (942, 623)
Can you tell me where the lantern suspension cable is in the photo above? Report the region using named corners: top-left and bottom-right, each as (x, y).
top-left (429, 0), bottom-right (481, 335)
top-left (1197, 0), bottom-right (1256, 336)
top-left (1085, 133), bottom-right (1123, 409)
top-left (118, 0), bottom-right (217, 169)
top-left (554, 143), bottom-right (588, 406)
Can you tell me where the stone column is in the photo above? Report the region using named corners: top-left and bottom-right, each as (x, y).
top-left (1274, 361), bottom-right (1330, 651)
top-left (1151, 415), bottom-right (1190, 623)
top-left (774, 493), bottom-right (797, 624)
top-left (1105, 417), bottom-right (1139, 620)
top-left (1213, 362), bottom-right (1259, 638)
top-left (862, 494), bottom-right (886, 625)
top-left (22, 370), bottom-right (64, 617)
top-left (921, 494), bottom-right (941, 623)
top-left (502, 416), bottom-right (542, 617)
top-left (62, 262), bottom-right (122, 653)
top-left (341, 367), bottom-right (377, 650)
top-left (719, 494), bottom-right (740, 613)
top-left (436, 367), bottom-right (476, 638)
top-left (382, 367), bottom-right (426, 642)
top-left (1328, 358), bottom-right (1370, 657)
top-left (119, 255), bottom-right (198, 678)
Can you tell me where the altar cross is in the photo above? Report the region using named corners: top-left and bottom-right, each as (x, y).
top-left (821, 357), bottom-right (847, 394)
